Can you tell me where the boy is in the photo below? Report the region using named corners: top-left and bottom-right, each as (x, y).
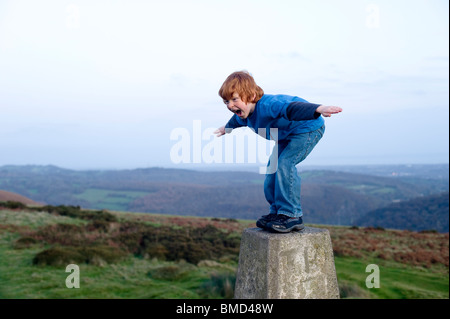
top-left (214, 71), bottom-right (342, 233)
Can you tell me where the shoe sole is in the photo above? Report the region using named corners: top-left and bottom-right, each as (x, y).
top-left (256, 220), bottom-right (266, 229)
top-left (256, 215), bottom-right (277, 230)
top-left (256, 220), bottom-right (272, 230)
top-left (269, 223), bottom-right (305, 233)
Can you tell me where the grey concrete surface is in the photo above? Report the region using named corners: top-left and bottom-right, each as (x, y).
top-left (234, 227), bottom-right (340, 299)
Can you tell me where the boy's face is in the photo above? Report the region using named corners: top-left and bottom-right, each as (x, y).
top-left (223, 92), bottom-right (256, 119)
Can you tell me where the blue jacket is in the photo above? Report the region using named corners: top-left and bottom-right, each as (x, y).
top-left (225, 94), bottom-right (324, 141)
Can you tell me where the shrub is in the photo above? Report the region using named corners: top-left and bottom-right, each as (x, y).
top-left (83, 210), bottom-right (118, 223)
top-left (419, 229), bottom-right (438, 234)
top-left (86, 220), bottom-right (111, 233)
top-left (0, 201), bottom-right (26, 209)
top-left (141, 243), bottom-right (168, 260)
top-left (32, 223), bottom-right (89, 246)
top-left (13, 237), bottom-right (38, 249)
top-left (338, 281), bottom-right (371, 299)
top-left (37, 205), bottom-right (118, 223)
top-left (81, 245), bottom-right (127, 265)
top-left (199, 273), bottom-right (236, 299)
top-left (110, 223), bottom-right (240, 264)
top-left (40, 205), bottom-right (81, 217)
top-left (26, 216), bottom-right (241, 266)
top-left (147, 263), bottom-right (194, 281)
top-left (114, 232), bottom-right (143, 254)
top-left (183, 242), bottom-right (210, 265)
top-left (32, 245), bottom-right (127, 266)
top-left (33, 246), bottom-right (85, 266)
top-left (54, 223), bottom-right (85, 233)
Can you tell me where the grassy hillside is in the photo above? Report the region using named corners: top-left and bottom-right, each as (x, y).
top-left (0, 190), bottom-right (42, 206)
top-left (356, 192), bottom-right (449, 233)
top-left (0, 203), bottom-right (448, 299)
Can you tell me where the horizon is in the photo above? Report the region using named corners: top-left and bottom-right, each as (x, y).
top-left (0, 162), bottom-right (448, 173)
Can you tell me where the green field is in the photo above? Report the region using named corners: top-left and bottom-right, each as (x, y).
top-left (0, 244), bottom-right (229, 299)
top-left (0, 207), bottom-right (448, 299)
top-left (1, 244), bottom-right (447, 299)
top-left (335, 257), bottom-right (448, 299)
top-left (73, 189), bottom-right (149, 211)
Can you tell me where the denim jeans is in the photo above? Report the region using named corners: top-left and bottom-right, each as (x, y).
top-left (264, 125), bottom-right (325, 218)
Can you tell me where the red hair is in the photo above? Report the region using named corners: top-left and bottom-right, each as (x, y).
top-left (218, 71), bottom-right (264, 103)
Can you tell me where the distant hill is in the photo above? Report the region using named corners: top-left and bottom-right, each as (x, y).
top-left (302, 163), bottom-right (449, 179)
top-left (0, 190), bottom-right (42, 206)
top-left (355, 192), bottom-right (449, 232)
top-left (0, 164), bottom-right (448, 230)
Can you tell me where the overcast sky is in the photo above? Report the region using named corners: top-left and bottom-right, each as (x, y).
top-left (0, 0), bottom-right (448, 170)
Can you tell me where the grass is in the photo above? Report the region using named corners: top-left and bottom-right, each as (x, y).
top-left (73, 189), bottom-right (149, 211)
top-left (0, 209), bottom-right (87, 229)
top-left (0, 243), bottom-right (234, 299)
top-left (2, 242), bottom-right (446, 299)
top-left (0, 207), bottom-right (448, 299)
top-left (334, 256), bottom-right (449, 299)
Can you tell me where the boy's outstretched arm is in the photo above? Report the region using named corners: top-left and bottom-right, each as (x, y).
top-left (215, 115), bottom-right (245, 137)
top-left (316, 105), bottom-right (343, 117)
top-left (285, 102), bottom-right (342, 121)
top-left (214, 126), bottom-right (226, 137)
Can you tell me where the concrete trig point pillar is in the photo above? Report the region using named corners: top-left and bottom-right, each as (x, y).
top-left (234, 227), bottom-right (340, 299)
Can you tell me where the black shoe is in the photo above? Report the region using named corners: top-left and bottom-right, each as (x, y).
top-left (256, 214), bottom-right (278, 229)
top-left (267, 214), bottom-right (305, 233)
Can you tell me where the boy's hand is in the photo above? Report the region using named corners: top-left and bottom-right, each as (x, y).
top-left (316, 105), bottom-right (343, 117)
top-left (214, 126), bottom-right (226, 137)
